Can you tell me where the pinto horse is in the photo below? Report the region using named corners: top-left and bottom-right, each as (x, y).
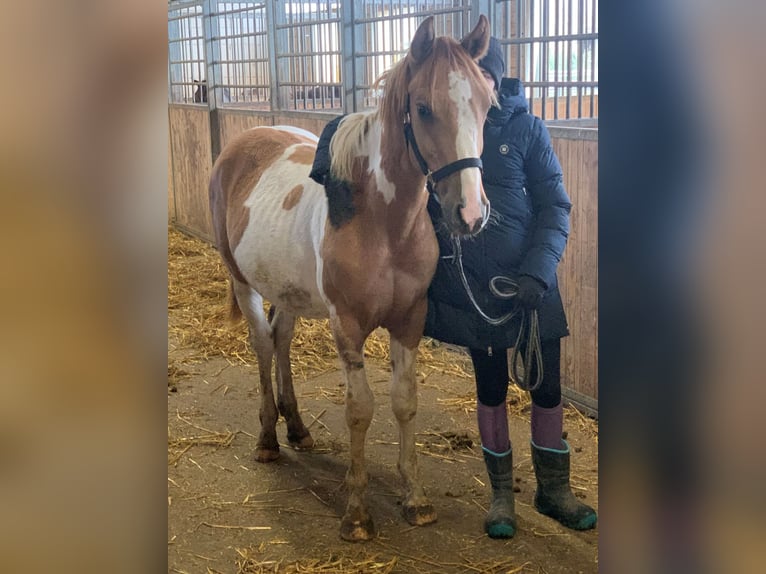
top-left (208, 15), bottom-right (493, 541)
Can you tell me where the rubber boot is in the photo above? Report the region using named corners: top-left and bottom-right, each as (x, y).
top-left (531, 440), bottom-right (597, 530)
top-left (482, 446), bottom-right (517, 538)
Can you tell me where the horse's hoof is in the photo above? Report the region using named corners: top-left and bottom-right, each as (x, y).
top-left (340, 516), bottom-right (375, 542)
top-left (289, 434), bottom-right (315, 451)
top-left (254, 447), bottom-right (280, 463)
top-left (403, 502), bottom-right (437, 526)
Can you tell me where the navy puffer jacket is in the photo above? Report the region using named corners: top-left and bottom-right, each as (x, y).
top-left (424, 78), bottom-right (571, 351)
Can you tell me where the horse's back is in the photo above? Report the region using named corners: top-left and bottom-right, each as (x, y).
top-left (209, 126), bottom-right (329, 318)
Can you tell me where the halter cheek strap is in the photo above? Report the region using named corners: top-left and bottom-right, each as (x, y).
top-left (403, 95), bottom-right (483, 194)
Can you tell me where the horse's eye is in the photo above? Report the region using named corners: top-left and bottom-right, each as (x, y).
top-left (416, 103), bottom-right (432, 118)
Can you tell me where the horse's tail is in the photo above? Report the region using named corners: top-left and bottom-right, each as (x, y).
top-left (227, 278), bottom-right (243, 323)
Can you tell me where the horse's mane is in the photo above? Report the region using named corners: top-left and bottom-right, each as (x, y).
top-left (329, 112), bottom-right (376, 183)
top-left (328, 36), bottom-right (494, 183)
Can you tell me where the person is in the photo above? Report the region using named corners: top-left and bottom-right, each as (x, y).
top-left (424, 37), bottom-right (597, 538)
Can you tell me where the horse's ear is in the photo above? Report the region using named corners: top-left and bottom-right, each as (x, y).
top-left (410, 16), bottom-right (435, 64)
top-left (461, 14), bottom-right (490, 60)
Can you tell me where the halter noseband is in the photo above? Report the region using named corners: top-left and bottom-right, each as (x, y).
top-left (402, 95), bottom-right (483, 195)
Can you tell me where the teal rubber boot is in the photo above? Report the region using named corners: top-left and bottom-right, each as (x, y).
top-left (531, 440), bottom-right (597, 530)
top-left (482, 446), bottom-right (517, 539)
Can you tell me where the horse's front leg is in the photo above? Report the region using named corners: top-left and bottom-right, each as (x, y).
top-left (390, 333), bottom-right (437, 527)
top-left (331, 313), bottom-right (375, 541)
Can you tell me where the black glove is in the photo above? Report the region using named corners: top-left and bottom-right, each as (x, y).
top-left (515, 275), bottom-right (546, 309)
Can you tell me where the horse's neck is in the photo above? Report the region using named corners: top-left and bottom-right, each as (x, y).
top-left (373, 114), bottom-right (425, 203)
top-left (361, 114), bottom-right (428, 239)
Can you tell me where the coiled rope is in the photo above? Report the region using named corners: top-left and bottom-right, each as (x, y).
top-left (450, 237), bottom-right (543, 392)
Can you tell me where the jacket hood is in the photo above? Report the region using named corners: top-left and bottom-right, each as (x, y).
top-left (487, 78), bottom-right (528, 123)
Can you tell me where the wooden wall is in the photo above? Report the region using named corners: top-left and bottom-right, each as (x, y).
top-left (168, 105), bottom-right (214, 242)
top-left (530, 95), bottom-right (598, 123)
top-left (168, 122), bottom-right (175, 220)
top-left (167, 107), bottom-right (598, 413)
top-left (550, 125), bottom-right (598, 414)
top-left (218, 110), bottom-right (333, 148)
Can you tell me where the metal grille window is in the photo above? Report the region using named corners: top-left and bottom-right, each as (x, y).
top-left (493, 0), bottom-right (598, 119)
top-left (168, 2), bottom-right (206, 104)
top-left (275, 2), bottom-right (343, 111)
top-left (356, 2), bottom-right (474, 109)
top-left (210, 2), bottom-right (270, 108)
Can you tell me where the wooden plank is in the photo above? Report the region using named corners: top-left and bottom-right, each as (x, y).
top-left (218, 111), bottom-right (337, 152)
top-left (272, 115), bottom-right (334, 139)
top-left (168, 105), bottom-right (214, 242)
top-left (555, 138), bottom-right (577, 388)
top-left (168, 115), bottom-right (175, 222)
top-left (551, 134), bottom-right (598, 406)
top-left (531, 95), bottom-right (599, 121)
top-left (579, 140), bottom-right (598, 400)
top-left (218, 111), bottom-right (273, 150)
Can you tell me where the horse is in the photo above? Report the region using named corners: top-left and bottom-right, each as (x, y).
top-left (193, 80), bottom-right (230, 104)
top-left (192, 80), bottom-right (207, 103)
top-left (208, 15), bottom-right (493, 542)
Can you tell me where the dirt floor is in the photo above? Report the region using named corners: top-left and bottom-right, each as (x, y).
top-left (167, 229), bottom-right (598, 574)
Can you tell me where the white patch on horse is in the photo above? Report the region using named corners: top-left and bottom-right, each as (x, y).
top-left (272, 124), bottom-right (319, 143)
top-left (367, 119), bottom-right (397, 204)
top-left (234, 144), bottom-right (329, 318)
top-left (448, 70), bottom-right (483, 212)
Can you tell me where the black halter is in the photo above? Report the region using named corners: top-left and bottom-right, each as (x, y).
top-left (402, 95), bottom-right (483, 195)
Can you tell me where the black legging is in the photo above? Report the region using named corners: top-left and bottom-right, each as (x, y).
top-left (469, 339), bottom-right (562, 408)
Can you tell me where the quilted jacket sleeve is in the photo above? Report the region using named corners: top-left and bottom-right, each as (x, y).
top-left (518, 117), bottom-right (572, 288)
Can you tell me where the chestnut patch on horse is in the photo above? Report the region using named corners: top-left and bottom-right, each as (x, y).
top-left (287, 144), bottom-right (315, 165)
top-left (282, 185), bottom-right (303, 210)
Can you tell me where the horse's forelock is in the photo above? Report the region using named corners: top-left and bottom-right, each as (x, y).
top-left (376, 56), bottom-right (410, 129)
top-left (377, 37), bottom-right (492, 119)
top-left (432, 37), bottom-right (494, 104)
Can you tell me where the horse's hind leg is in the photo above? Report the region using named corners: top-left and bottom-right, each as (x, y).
top-left (270, 307), bottom-right (314, 450)
top-left (232, 279), bottom-right (280, 462)
top-left (390, 335), bottom-right (437, 526)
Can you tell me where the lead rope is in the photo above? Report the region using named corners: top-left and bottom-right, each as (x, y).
top-left (450, 237), bottom-right (543, 392)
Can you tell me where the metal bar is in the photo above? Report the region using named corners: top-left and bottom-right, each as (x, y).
top-left (167, 57), bottom-right (208, 65)
top-left (265, 0), bottom-right (279, 110)
top-left (519, 80), bottom-right (598, 88)
top-left (274, 18), bottom-right (343, 30)
top-left (211, 3), bottom-right (265, 18)
top-left (168, 35), bottom-right (206, 43)
top-left (529, 0), bottom-right (535, 114)
top-left (578, 0), bottom-right (583, 118)
top-left (553, 0), bottom-right (559, 120)
top-left (505, 32), bottom-right (597, 43)
top-left (516, 0), bottom-right (522, 81)
top-left (209, 30), bottom-right (266, 42)
top-left (590, 0), bottom-right (597, 117)
top-left (541, 0), bottom-right (548, 119)
top-left (352, 7), bottom-right (465, 25)
top-left (566, 0), bottom-right (572, 119)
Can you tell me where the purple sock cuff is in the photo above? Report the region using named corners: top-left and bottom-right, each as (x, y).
top-left (531, 402), bottom-right (564, 450)
top-left (477, 401), bottom-right (510, 454)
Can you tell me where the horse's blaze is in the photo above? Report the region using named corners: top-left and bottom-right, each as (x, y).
top-left (448, 70), bottom-right (487, 231)
top-left (282, 184), bottom-right (303, 210)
